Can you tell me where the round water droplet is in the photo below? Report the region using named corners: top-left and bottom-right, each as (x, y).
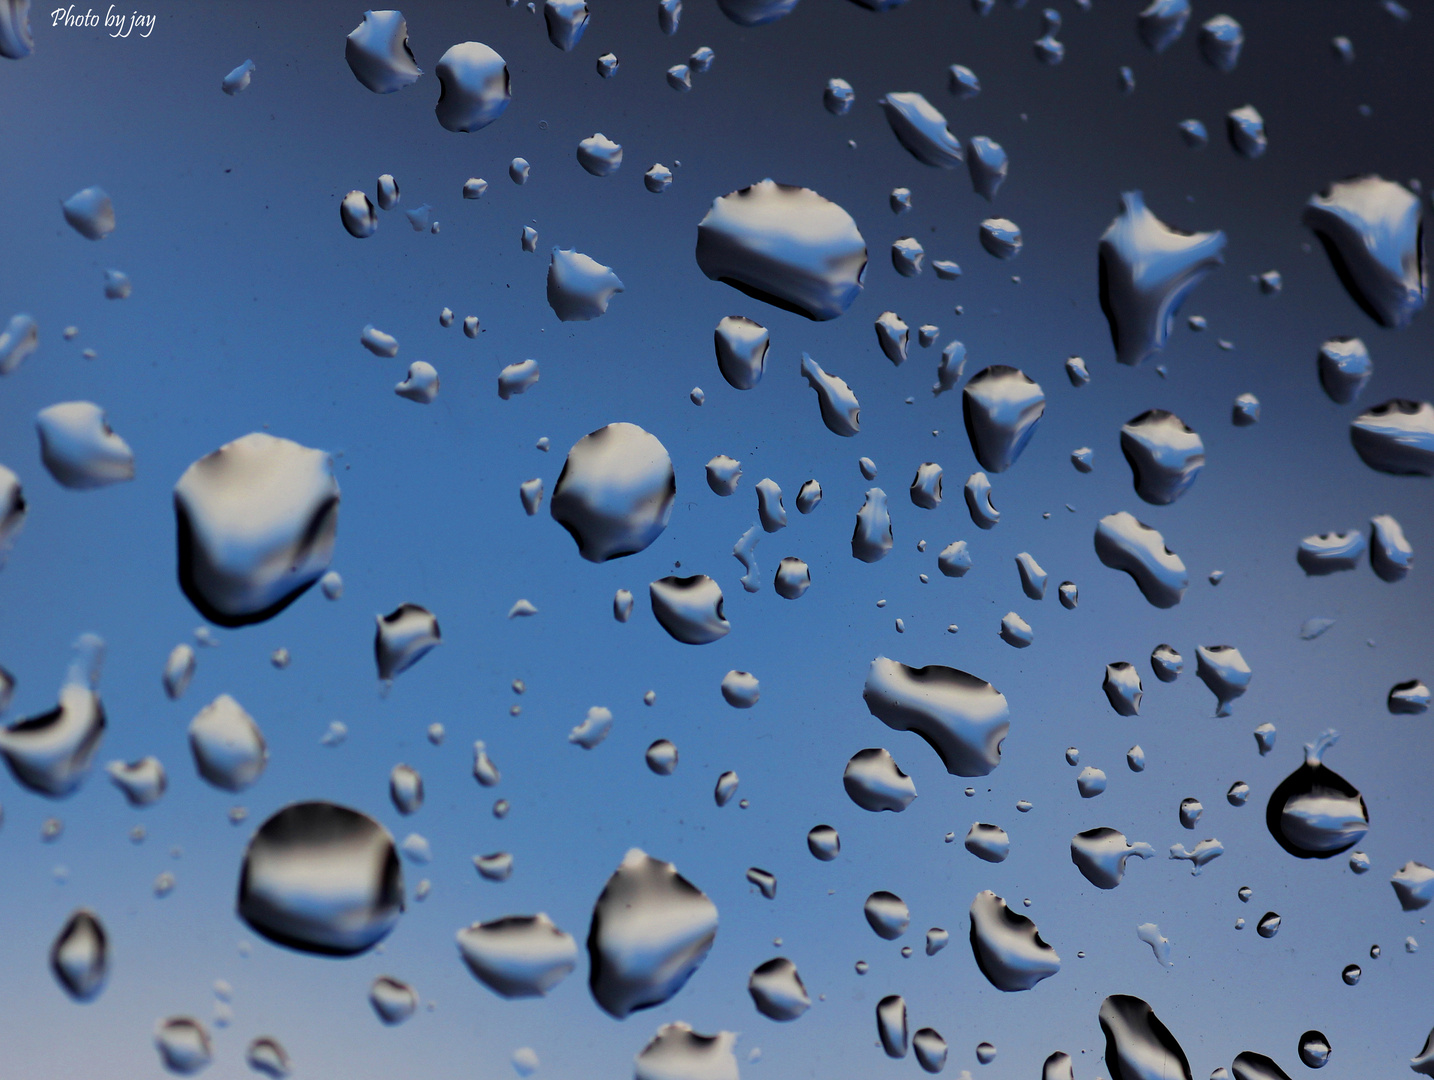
top-left (748, 957), bottom-right (810, 1020)
top-left (721, 670), bottom-right (760, 708)
top-left (977, 1042), bottom-right (998, 1065)
top-left (369, 975), bottom-right (418, 1025)
top-left (807, 824), bottom-right (840, 860)
top-left (1256, 912), bottom-right (1282, 938)
top-left (155, 1017), bottom-right (212, 1075)
top-left (551, 424), bottom-right (673, 562)
top-left (645, 739), bottom-right (678, 775)
top-left (1341, 964), bottom-right (1361, 985)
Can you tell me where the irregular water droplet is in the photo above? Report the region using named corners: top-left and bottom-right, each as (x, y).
top-left (462, 177), bottom-right (487, 200)
top-left (156, 1017), bottom-right (212, 1075)
top-left (62, 186), bottom-right (115, 240)
top-left (1071, 447), bottom-right (1094, 474)
top-left (645, 164), bottom-right (673, 193)
top-left (755, 478), bottom-right (786, 532)
top-left (1099, 193), bottom-right (1226, 367)
top-left (345, 11), bottom-right (420, 94)
top-left (864, 658), bottom-right (1009, 776)
top-left (577, 132), bottom-right (622, 177)
top-left (721, 670), bottom-right (760, 708)
top-left (1317, 338), bottom-right (1372, 404)
top-left (1000, 612), bottom-right (1033, 649)
top-left (1169, 838), bottom-right (1224, 873)
top-left (394, 361), bottom-right (439, 404)
top-left (979, 218), bottom-right (1022, 259)
top-left (542, 0), bottom-right (589, 49)
top-left (774, 557), bottom-right (810, 599)
top-left (522, 227), bottom-right (538, 254)
top-left (649, 576), bottom-right (729, 645)
top-left (733, 524), bottom-right (761, 593)
top-left (1103, 663), bottom-right (1143, 716)
top-left (844, 747), bottom-right (916, 811)
top-left (108, 756), bottom-right (166, 806)
top-left (965, 823), bottom-right (1010, 863)
top-left (569, 706), bottom-right (613, 748)
top-left (1177, 118), bottom-right (1209, 149)
top-left (876, 311), bottom-right (910, 365)
top-left (696, 180), bottom-right (867, 321)
top-left (388, 764), bottom-right (423, 815)
top-left (1120, 411), bottom-right (1204, 505)
top-left (1077, 767), bottom-right (1107, 798)
top-left (666, 64), bottom-right (692, 91)
top-left (101, 268), bottom-right (131, 300)
top-left (963, 367), bottom-right (1044, 473)
top-left (705, 455), bottom-right (742, 497)
top-left (822, 76), bottom-right (856, 115)
top-left (1198, 15), bottom-right (1243, 70)
top-left (587, 848), bottom-right (718, 1018)
top-left (162, 644), bottom-right (196, 701)
top-left (713, 316), bottom-right (768, 390)
top-left (892, 238), bottom-right (925, 277)
top-left (189, 695), bottom-right (266, 792)
top-left (1135, 922), bottom-right (1172, 968)
top-left (237, 801), bottom-right (403, 956)
top-left (747, 867), bottom-right (777, 899)
top-left (745, 957), bottom-right (810, 1021)
top-left (1412, 1029), bottom-right (1434, 1074)
top-left (1195, 645), bottom-right (1251, 715)
top-left (635, 1024), bottom-right (738, 1080)
top-left (375, 604), bottom-right (440, 682)
top-left (473, 852), bottom-right (513, 882)
top-left (0, 636), bottom-right (105, 797)
top-left (938, 540), bottom-right (972, 578)
top-left (246, 1036), bottom-right (291, 1078)
top-left (547, 248), bottom-right (624, 322)
top-left (890, 187), bottom-right (913, 216)
top-left (1368, 514), bottom-right (1412, 581)
top-left (1137, 0), bottom-right (1190, 52)
top-left (1144, 644), bottom-right (1182, 682)
top-left (967, 137), bottom-right (1008, 201)
top-left (800, 353), bottom-right (861, 435)
top-left (877, 995), bottom-right (909, 1058)
top-left (965, 472), bottom-right (1000, 530)
top-left (1095, 512), bottom-right (1188, 608)
top-left (659, 0), bottom-right (681, 34)
top-left (1225, 105), bottom-right (1267, 158)
top-left (852, 488), bottom-right (893, 562)
top-left (1350, 400), bottom-right (1434, 475)
top-left (497, 358), bottom-right (540, 400)
top-left (551, 423), bottom-right (674, 562)
top-left (880, 92), bottom-right (963, 168)
top-left (1298, 530), bottom-right (1365, 574)
top-left (457, 913), bottom-right (578, 998)
top-left (1304, 176), bottom-right (1424, 328)
top-left (1391, 861), bottom-right (1434, 910)
top-left (1058, 581), bottom-right (1078, 608)
top-left (969, 891), bottom-right (1059, 991)
top-left (1100, 995), bottom-right (1191, 1080)
top-left (360, 324), bottom-right (399, 358)
top-left (1071, 829), bottom-right (1155, 889)
top-left (35, 401), bottom-right (134, 490)
top-left (0, 313), bottom-right (38, 377)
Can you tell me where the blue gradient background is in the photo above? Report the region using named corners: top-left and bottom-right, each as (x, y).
top-left (0, 1), bottom-right (1431, 1077)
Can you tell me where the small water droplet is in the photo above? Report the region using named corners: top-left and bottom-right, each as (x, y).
top-left (155, 1017), bottom-right (212, 1075)
top-left (715, 771), bottom-right (739, 806)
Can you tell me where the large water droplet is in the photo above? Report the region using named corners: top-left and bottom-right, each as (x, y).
top-left (801, 353), bottom-right (861, 436)
top-left (1095, 512), bottom-right (1188, 608)
top-left (1195, 645), bottom-right (1251, 715)
top-left (155, 1017), bottom-right (213, 1075)
top-left (749, 957), bottom-right (810, 1020)
top-left (1303, 176), bottom-right (1425, 328)
top-left (0, 635), bottom-right (105, 797)
top-left (1349, 400), bottom-right (1434, 476)
top-left (963, 366), bottom-right (1045, 473)
top-left (456, 913), bottom-right (578, 997)
top-left (1099, 192), bottom-right (1226, 367)
top-left (51, 908), bottom-right (108, 1001)
top-left (1100, 995), bottom-right (1192, 1080)
top-left (543, 0), bottom-right (589, 50)
top-left (879, 92), bottom-right (963, 168)
top-left (877, 995), bottom-right (909, 1058)
top-left (36, 401), bottom-right (134, 490)
top-left (969, 890), bottom-right (1059, 991)
top-left (1121, 411), bottom-right (1204, 504)
top-left (1369, 514), bottom-right (1413, 581)
top-left (844, 747), bottom-right (916, 811)
top-left (696, 180), bottom-right (867, 321)
top-left (913, 1029), bottom-right (948, 1073)
top-left (864, 890), bottom-right (910, 939)
top-left (1071, 828), bottom-right (1154, 889)
top-left (174, 433), bottom-right (338, 627)
top-left (237, 801), bottom-right (404, 956)
top-left (635, 1024), bottom-right (738, 1080)
top-left (345, 11), bottom-right (421, 93)
top-left (551, 423), bottom-right (674, 561)
top-left (852, 489), bottom-right (893, 562)
top-left (547, 248), bottom-right (624, 322)
top-left (1297, 531), bottom-right (1365, 574)
top-left (1232, 1053), bottom-right (1293, 1080)
top-left (587, 849), bottom-right (718, 1018)
top-left (649, 576), bottom-right (729, 644)
top-left (375, 604), bottom-right (440, 682)
top-left (864, 658), bottom-right (1009, 776)
top-left (1103, 662), bottom-right (1143, 715)
top-left (1266, 731), bottom-right (1368, 859)
top-left (0, 0), bottom-right (34, 59)
top-left (1255, 912), bottom-right (1282, 939)
top-left (577, 133), bottom-right (622, 176)
top-left (714, 316), bottom-right (768, 390)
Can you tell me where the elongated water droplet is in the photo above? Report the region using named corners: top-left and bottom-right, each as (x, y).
top-left (1016, 552), bottom-right (1047, 600)
top-left (1304, 176), bottom-right (1424, 328)
top-left (376, 173), bottom-right (400, 211)
top-left (965, 472), bottom-right (1000, 529)
top-left (756, 478), bottom-right (786, 532)
top-left (864, 658), bottom-right (1009, 776)
top-left (551, 424), bottom-right (674, 562)
top-left (1298, 530), bottom-right (1365, 574)
top-left (569, 706), bottom-right (613, 748)
top-left (852, 489), bottom-right (893, 562)
top-left (237, 801), bottom-right (404, 955)
top-left (1095, 512), bottom-right (1188, 608)
top-left (457, 913), bottom-right (578, 997)
top-left (389, 764), bottom-right (423, 815)
top-left (714, 771), bottom-right (739, 806)
top-left (844, 747), bottom-right (916, 811)
top-left (1195, 645), bottom-right (1251, 715)
top-left (1103, 663), bottom-right (1142, 715)
top-left (877, 995), bottom-right (909, 1058)
top-left (1226, 105), bottom-right (1267, 158)
top-left (51, 909), bottom-right (108, 1001)
top-left (1100, 995), bottom-right (1192, 1080)
top-left (1071, 828), bottom-right (1154, 889)
top-left (696, 180), bottom-right (867, 321)
top-left (864, 890), bottom-right (910, 939)
top-left (880, 92), bottom-right (962, 168)
top-left (0, 314), bottom-right (38, 377)
top-left (746, 866), bottom-right (777, 899)
top-left (714, 316), bottom-right (768, 390)
top-left (876, 310), bottom-right (909, 364)
top-left (968, 137), bottom-right (1008, 201)
top-left (0, 636), bottom-right (106, 797)
top-left (1369, 514), bottom-right (1413, 581)
top-left (801, 353), bottom-right (861, 435)
top-left (474, 851), bottom-right (513, 881)
top-left (588, 849), bottom-right (718, 1018)
top-left (969, 890), bottom-right (1059, 991)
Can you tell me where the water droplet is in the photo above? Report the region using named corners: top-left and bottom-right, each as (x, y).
top-left (1071, 447), bottom-right (1094, 474)
top-left (101, 268), bottom-right (131, 300)
top-left (880, 92), bottom-right (962, 168)
top-left (1055, 581), bottom-right (1078, 610)
top-left (339, 189), bottom-right (380, 238)
top-left (470, 852), bottom-right (513, 882)
top-left (697, 180), bottom-right (867, 321)
top-left (979, 218), bottom-right (1022, 259)
top-left (1169, 838), bottom-right (1224, 874)
top-left (510, 157), bottom-right (530, 184)
top-left (50, 909), bottom-right (108, 1001)
top-left (551, 424), bottom-right (674, 562)
top-left (969, 890), bottom-right (1059, 991)
top-left (852, 488), bottom-right (893, 562)
top-left (1297, 530), bottom-right (1365, 575)
top-left (107, 756), bottom-right (166, 806)
top-left (648, 576), bottom-right (729, 645)
top-left (964, 472), bottom-right (1000, 530)
top-left (1224, 104), bottom-right (1267, 158)
top-left (320, 571), bottom-right (343, 600)
top-left (35, 401), bottom-right (135, 490)
top-left (387, 764), bottom-right (423, 815)
top-left (976, 1041), bottom-right (999, 1065)
top-left (392, 361), bottom-right (438, 404)
top-left (156, 1017), bottom-right (212, 1075)
top-left (543, 0), bottom-right (589, 49)
top-left (876, 314), bottom-right (910, 367)
top-left (1297, 1032), bottom-right (1331, 1069)
top-left (643, 163), bottom-right (674, 193)
top-left (864, 658), bottom-right (1009, 776)
top-left (756, 478), bottom-right (787, 532)
top-left (1365, 514), bottom-right (1413, 582)
top-left (62, 186), bottom-right (115, 240)
top-left (0, 313), bottom-right (38, 377)
top-left (745, 866), bottom-right (778, 899)
top-left (1198, 15), bottom-right (1243, 70)
top-left (1389, 678), bottom-right (1430, 715)
top-left (636, 1024), bottom-right (738, 1080)
top-left (1095, 512), bottom-right (1188, 608)
top-left (934, 259), bottom-right (963, 280)
top-left (1225, 780), bottom-right (1250, 807)
top-left (800, 353), bottom-right (862, 435)
top-left (320, 721), bottom-right (347, 747)
top-left (1071, 828), bottom-right (1155, 889)
top-left (1350, 399), bottom-right (1434, 475)
top-left (160, 644), bottom-right (196, 702)
top-left (1392, 861), bottom-right (1434, 910)
top-left (892, 237), bottom-right (925, 277)
top-left (0, 637), bottom-right (105, 797)
top-left (153, 870), bottom-right (175, 896)
top-left (666, 64), bottom-right (692, 91)
top-left (1099, 192), bottom-right (1226, 366)
top-left (1078, 767), bottom-right (1108, 798)
top-left (774, 557), bottom-right (811, 599)
top-left (790, 480), bottom-right (821, 517)
top-left (1305, 176), bottom-right (1425, 327)
top-left (1100, 995), bottom-right (1191, 1080)
top-left (658, 0), bottom-right (682, 34)
top-left (1120, 411), bottom-right (1204, 505)
top-left (374, 604), bottom-right (440, 683)
top-left (1176, 118), bottom-right (1209, 149)
top-left (587, 848), bottom-right (718, 1018)
top-left (1194, 645), bottom-right (1251, 716)
top-left (575, 132), bottom-right (623, 177)
top-left (877, 995), bottom-right (909, 1057)
top-left (246, 1036), bottom-right (291, 1078)
top-left (709, 316), bottom-right (771, 391)
top-left (546, 248), bottom-right (625, 321)
top-left (368, 975), bottom-right (418, 1025)
top-left (965, 823), bottom-right (1010, 863)
top-left (456, 913), bottom-right (578, 998)
top-left (720, 670), bottom-right (760, 708)
top-left (1103, 663), bottom-right (1143, 716)
top-left (1127, 745), bottom-right (1147, 772)
top-left (237, 801), bottom-right (403, 956)
top-left (705, 455), bottom-right (742, 497)
top-left (844, 747), bottom-right (916, 811)
top-left (1000, 612), bottom-right (1033, 649)
top-left (966, 136), bottom-right (1009, 201)
top-left (962, 366), bottom-right (1045, 474)
top-left (642, 739), bottom-right (678, 776)
top-left (596, 51), bottom-right (619, 77)
top-left (714, 771), bottom-right (739, 807)
top-left (569, 706), bottom-right (614, 749)
top-left (1341, 964), bottom-right (1362, 985)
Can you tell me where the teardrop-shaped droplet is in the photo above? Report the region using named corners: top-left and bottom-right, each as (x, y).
top-left (369, 975), bottom-right (417, 1025)
top-left (1071, 828), bottom-right (1155, 889)
top-left (801, 353), bottom-right (861, 436)
top-left (1266, 731), bottom-right (1368, 859)
top-left (879, 92), bottom-right (963, 168)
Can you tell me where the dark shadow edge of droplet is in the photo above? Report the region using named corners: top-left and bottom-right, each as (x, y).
top-left (713, 276), bottom-right (826, 322)
top-left (1096, 247), bottom-right (1129, 363)
top-left (175, 496), bottom-right (330, 629)
top-left (1307, 226), bottom-right (1398, 329)
top-left (1263, 762), bottom-right (1367, 859)
top-left (1099, 994), bottom-right (1193, 1080)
